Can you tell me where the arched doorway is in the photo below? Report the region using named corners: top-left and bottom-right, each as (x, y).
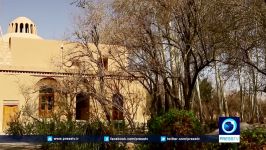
top-left (76, 93), bottom-right (90, 120)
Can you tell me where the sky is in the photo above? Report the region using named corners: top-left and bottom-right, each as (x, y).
top-left (0, 0), bottom-right (79, 40)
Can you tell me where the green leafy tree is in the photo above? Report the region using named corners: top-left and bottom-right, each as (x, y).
top-left (198, 78), bottom-right (218, 122)
top-left (199, 78), bottom-right (213, 103)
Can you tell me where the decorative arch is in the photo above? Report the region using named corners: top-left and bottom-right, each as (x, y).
top-left (36, 78), bottom-right (58, 89)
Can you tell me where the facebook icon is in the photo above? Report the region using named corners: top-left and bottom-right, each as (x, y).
top-left (104, 136), bottom-right (110, 142)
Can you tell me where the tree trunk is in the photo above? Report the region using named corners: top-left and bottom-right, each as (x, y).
top-left (196, 77), bottom-right (203, 122)
top-left (220, 78), bottom-right (229, 117)
top-left (250, 65), bottom-right (259, 123)
top-left (214, 62), bottom-right (224, 116)
top-left (248, 77), bottom-right (252, 122)
top-left (238, 68), bottom-right (244, 122)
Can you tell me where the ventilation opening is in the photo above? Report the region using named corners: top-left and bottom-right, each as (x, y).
top-left (20, 23), bottom-right (23, 33)
top-left (30, 24), bottom-right (33, 34)
top-left (15, 23), bottom-right (18, 32)
top-left (11, 23), bottom-right (14, 32)
top-left (25, 23), bottom-right (29, 33)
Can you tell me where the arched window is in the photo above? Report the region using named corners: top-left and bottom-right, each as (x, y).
top-left (76, 93), bottom-right (90, 120)
top-left (36, 78), bottom-right (58, 118)
top-left (30, 24), bottom-right (33, 34)
top-left (25, 23), bottom-right (29, 33)
top-left (15, 23), bottom-right (18, 32)
top-left (39, 86), bottom-right (54, 117)
top-left (19, 23), bottom-right (23, 33)
top-left (112, 93), bottom-right (124, 120)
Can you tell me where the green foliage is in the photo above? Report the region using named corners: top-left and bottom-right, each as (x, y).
top-left (146, 109), bottom-right (202, 150)
top-left (199, 78), bottom-right (213, 103)
top-left (6, 117), bottom-right (24, 136)
top-left (240, 127), bottom-right (266, 149)
top-left (112, 120), bottom-right (126, 131)
top-left (205, 128), bottom-right (266, 150)
top-left (6, 119), bottom-right (109, 136)
top-left (148, 109), bottom-right (202, 135)
top-left (6, 117), bottom-right (121, 150)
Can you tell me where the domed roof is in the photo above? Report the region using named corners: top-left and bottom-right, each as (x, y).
top-left (3, 16), bottom-right (42, 41)
top-left (11, 17), bottom-right (35, 25)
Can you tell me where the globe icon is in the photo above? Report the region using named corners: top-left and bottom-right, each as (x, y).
top-left (224, 121), bottom-right (234, 131)
top-left (221, 118), bottom-right (237, 134)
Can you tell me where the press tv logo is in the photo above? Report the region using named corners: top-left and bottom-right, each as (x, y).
top-left (219, 117), bottom-right (240, 143)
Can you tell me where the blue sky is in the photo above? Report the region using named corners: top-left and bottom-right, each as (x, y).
top-left (0, 0), bottom-right (79, 39)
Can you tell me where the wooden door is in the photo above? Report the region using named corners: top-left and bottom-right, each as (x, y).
top-left (3, 105), bottom-right (18, 131)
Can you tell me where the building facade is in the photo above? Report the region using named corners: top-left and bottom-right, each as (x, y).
top-left (0, 17), bottom-right (147, 133)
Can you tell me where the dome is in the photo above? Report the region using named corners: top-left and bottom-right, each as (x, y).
top-left (7, 17), bottom-right (38, 35)
top-left (3, 16), bottom-right (42, 41)
top-left (12, 17), bottom-right (35, 25)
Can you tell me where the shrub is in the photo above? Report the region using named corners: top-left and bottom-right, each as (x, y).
top-left (148, 109), bottom-right (202, 135)
top-left (5, 115), bottom-right (119, 150)
top-left (146, 109), bottom-right (202, 150)
top-left (240, 127), bottom-right (266, 150)
top-left (204, 127), bottom-right (266, 150)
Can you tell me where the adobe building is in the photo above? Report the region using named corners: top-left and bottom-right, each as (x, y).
top-left (0, 17), bottom-right (147, 133)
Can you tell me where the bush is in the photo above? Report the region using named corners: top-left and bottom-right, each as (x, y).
top-left (146, 109), bottom-right (202, 150)
top-left (148, 109), bottom-right (202, 135)
top-left (240, 127), bottom-right (266, 150)
top-left (6, 116), bottom-right (123, 150)
top-left (204, 127), bottom-right (266, 150)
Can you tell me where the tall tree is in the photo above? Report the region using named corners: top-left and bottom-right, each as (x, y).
top-left (108, 0), bottom-right (233, 116)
